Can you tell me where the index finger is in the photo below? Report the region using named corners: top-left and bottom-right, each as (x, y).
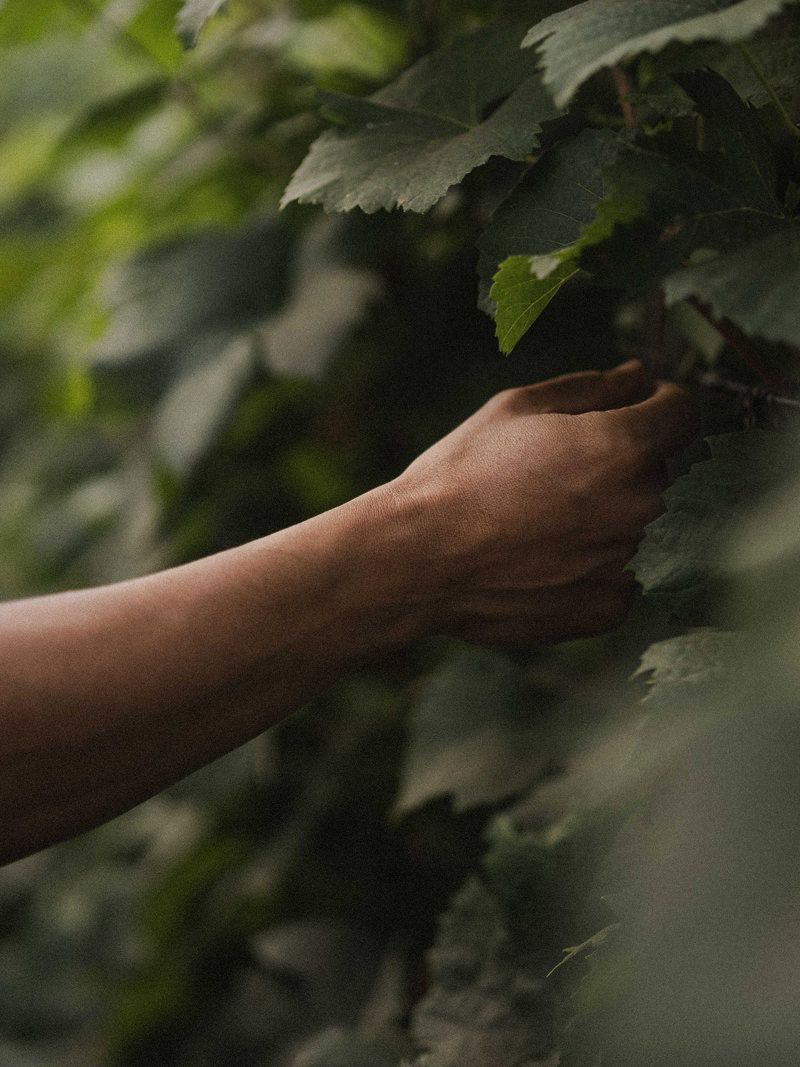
top-left (611, 380), bottom-right (701, 459)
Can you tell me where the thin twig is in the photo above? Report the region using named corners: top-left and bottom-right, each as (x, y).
top-left (694, 370), bottom-right (800, 412)
top-left (611, 66), bottom-right (636, 129)
top-left (687, 296), bottom-right (787, 390)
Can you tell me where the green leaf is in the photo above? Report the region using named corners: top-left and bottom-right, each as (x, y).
top-left (523, 0), bottom-right (798, 109)
top-left (409, 878), bottom-right (557, 1067)
top-left (176, 0), bottom-right (229, 48)
top-left (632, 431), bottom-right (796, 621)
top-left (573, 138), bottom-right (786, 295)
top-left (485, 148), bottom-right (651, 350)
top-left (480, 114), bottom-right (779, 352)
top-left (478, 128), bottom-right (621, 301)
top-left (394, 646), bottom-right (546, 815)
top-left (261, 219), bottom-right (382, 378)
top-left (634, 628), bottom-right (746, 715)
top-left (291, 1030), bottom-right (403, 1067)
top-left (153, 334), bottom-right (255, 476)
top-left (491, 255), bottom-right (579, 354)
top-left (674, 69), bottom-right (777, 213)
top-left (281, 4), bottom-right (409, 82)
top-left (281, 23), bottom-right (559, 213)
top-left (664, 225), bottom-right (800, 347)
top-left (713, 34), bottom-right (800, 106)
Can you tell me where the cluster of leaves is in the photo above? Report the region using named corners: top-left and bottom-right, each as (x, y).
top-left (3, 0), bottom-right (800, 1064)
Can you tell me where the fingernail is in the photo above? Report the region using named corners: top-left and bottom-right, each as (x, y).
top-left (614, 358), bottom-right (644, 372)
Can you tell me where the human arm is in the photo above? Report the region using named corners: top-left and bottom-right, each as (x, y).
top-left (0, 360), bottom-right (698, 863)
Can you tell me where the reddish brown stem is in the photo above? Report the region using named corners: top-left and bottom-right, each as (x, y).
top-left (611, 66), bottom-right (636, 129)
top-left (687, 296), bottom-right (788, 391)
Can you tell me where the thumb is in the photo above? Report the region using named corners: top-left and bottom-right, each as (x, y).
top-left (524, 359), bottom-right (652, 415)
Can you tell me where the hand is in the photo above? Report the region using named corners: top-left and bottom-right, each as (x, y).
top-left (396, 360), bottom-right (699, 646)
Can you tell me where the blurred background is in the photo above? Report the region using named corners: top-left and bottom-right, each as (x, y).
top-left (3, 2), bottom-right (800, 1065)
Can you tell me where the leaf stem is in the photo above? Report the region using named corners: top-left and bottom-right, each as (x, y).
top-left (694, 370), bottom-right (800, 412)
top-left (611, 66), bottom-right (636, 129)
top-left (687, 296), bottom-right (787, 390)
top-left (736, 42), bottom-right (800, 141)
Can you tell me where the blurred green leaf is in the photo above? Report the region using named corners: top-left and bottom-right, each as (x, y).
top-left (395, 646), bottom-right (549, 815)
top-left (409, 874), bottom-right (558, 1067)
top-left (176, 0), bottom-right (230, 48)
top-left (632, 431), bottom-right (797, 622)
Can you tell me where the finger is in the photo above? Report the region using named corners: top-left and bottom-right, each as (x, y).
top-left (612, 380), bottom-right (701, 459)
top-left (524, 359), bottom-right (652, 415)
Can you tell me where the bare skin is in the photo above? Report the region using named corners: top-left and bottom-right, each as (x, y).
top-left (0, 359), bottom-right (698, 864)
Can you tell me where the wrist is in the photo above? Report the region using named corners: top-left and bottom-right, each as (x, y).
top-left (345, 478), bottom-right (449, 648)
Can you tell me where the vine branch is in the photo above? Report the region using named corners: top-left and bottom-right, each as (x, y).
top-left (687, 296), bottom-right (787, 390)
top-left (694, 369), bottom-right (800, 412)
top-left (611, 65), bottom-right (636, 129)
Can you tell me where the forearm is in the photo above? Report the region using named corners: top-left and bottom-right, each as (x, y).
top-left (0, 481), bottom-right (436, 863)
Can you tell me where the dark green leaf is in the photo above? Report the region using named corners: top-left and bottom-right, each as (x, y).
top-left (409, 877), bottom-right (557, 1067)
top-left (632, 431), bottom-right (796, 621)
top-left (674, 69), bottom-right (777, 213)
top-left (395, 646), bottom-right (546, 815)
top-left (524, 0), bottom-right (797, 108)
top-left (281, 23), bottom-right (559, 213)
top-left (153, 334), bottom-right (255, 475)
top-left (664, 225), bottom-right (800, 346)
top-left (478, 128), bottom-right (620, 300)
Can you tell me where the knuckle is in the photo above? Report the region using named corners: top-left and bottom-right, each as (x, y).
top-left (587, 413), bottom-right (636, 466)
top-left (488, 387), bottom-right (523, 415)
top-left (578, 369), bottom-right (606, 390)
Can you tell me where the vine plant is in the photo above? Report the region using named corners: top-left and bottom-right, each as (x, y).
top-left (271, 0), bottom-right (800, 1062)
top-left (3, 0), bottom-right (800, 1064)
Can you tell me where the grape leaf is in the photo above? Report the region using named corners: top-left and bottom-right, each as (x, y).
top-left (176, 0), bottom-right (229, 48)
top-left (483, 98), bottom-right (784, 353)
top-left (632, 431), bottom-right (796, 621)
top-left (153, 333), bottom-right (255, 475)
top-left (664, 225), bottom-right (800, 346)
top-left (261, 219), bottom-right (382, 378)
top-left (478, 128), bottom-right (620, 301)
top-left (90, 221), bottom-right (294, 370)
top-left (491, 255), bottom-right (579, 354)
top-left (574, 139), bottom-right (786, 294)
top-left (711, 33), bottom-right (800, 106)
top-left (281, 23), bottom-right (559, 214)
top-left (291, 1029), bottom-right (403, 1067)
top-left (409, 878), bottom-right (558, 1067)
top-left (523, 0), bottom-right (797, 108)
top-left (634, 628), bottom-right (746, 714)
top-left (674, 69), bottom-right (777, 213)
top-left (394, 646), bottom-right (548, 815)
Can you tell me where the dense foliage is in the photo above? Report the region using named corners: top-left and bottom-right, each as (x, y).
top-left (2, 0), bottom-right (800, 1063)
